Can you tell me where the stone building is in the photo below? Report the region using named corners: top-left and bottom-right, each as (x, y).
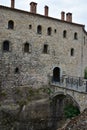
top-left (0, 0), bottom-right (87, 89)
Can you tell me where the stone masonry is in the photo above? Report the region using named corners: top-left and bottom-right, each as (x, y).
top-left (0, 1), bottom-right (87, 90)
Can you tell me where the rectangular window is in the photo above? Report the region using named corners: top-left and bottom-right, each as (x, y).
top-left (43, 44), bottom-right (48, 54)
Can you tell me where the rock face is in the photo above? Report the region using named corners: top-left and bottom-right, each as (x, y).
top-left (0, 87), bottom-right (57, 130)
top-left (0, 87), bottom-right (81, 130)
top-left (60, 108), bottom-right (87, 130)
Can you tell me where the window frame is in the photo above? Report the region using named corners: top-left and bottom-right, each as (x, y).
top-left (63, 30), bottom-right (67, 38)
top-left (3, 40), bottom-right (10, 52)
top-left (74, 32), bottom-right (78, 40)
top-left (47, 27), bottom-right (52, 35)
top-left (43, 44), bottom-right (48, 54)
top-left (37, 25), bottom-right (42, 34)
top-left (8, 20), bottom-right (14, 29)
top-left (70, 48), bottom-right (74, 56)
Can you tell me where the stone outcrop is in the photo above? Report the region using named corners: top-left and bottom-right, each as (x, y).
top-left (59, 108), bottom-right (87, 130)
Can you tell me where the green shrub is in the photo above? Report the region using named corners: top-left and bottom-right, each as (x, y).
top-left (0, 90), bottom-right (7, 97)
top-left (64, 104), bottom-right (80, 119)
top-left (17, 99), bottom-right (27, 108)
top-left (84, 68), bottom-right (87, 79)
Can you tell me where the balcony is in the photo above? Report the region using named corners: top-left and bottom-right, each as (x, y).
top-left (49, 76), bottom-right (87, 92)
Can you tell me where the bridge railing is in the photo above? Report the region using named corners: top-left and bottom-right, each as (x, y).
top-left (49, 76), bottom-right (87, 92)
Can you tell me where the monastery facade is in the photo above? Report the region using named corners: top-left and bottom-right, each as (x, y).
top-left (0, 0), bottom-right (87, 89)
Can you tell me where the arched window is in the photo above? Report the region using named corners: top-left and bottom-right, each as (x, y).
top-left (63, 30), bottom-right (67, 38)
top-left (3, 40), bottom-right (10, 51)
top-left (47, 27), bottom-right (52, 35)
top-left (71, 48), bottom-right (74, 56)
top-left (24, 42), bottom-right (29, 53)
top-left (74, 32), bottom-right (78, 40)
top-left (37, 25), bottom-right (42, 34)
top-left (43, 44), bottom-right (48, 54)
top-left (8, 20), bottom-right (14, 29)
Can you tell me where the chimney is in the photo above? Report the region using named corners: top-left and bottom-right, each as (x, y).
top-left (44, 6), bottom-right (49, 16)
top-left (11, 0), bottom-right (15, 8)
top-left (30, 2), bottom-right (37, 14)
top-left (66, 13), bottom-right (72, 22)
top-left (61, 11), bottom-right (65, 21)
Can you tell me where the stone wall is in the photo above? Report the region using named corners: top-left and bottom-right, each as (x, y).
top-left (0, 6), bottom-right (87, 88)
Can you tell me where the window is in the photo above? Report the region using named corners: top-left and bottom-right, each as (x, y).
top-left (54, 29), bottom-right (57, 33)
top-left (15, 67), bottom-right (19, 74)
top-left (24, 43), bottom-right (29, 53)
top-left (74, 32), bottom-right (78, 40)
top-left (29, 25), bottom-right (32, 29)
top-left (3, 40), bottom-right (10, 51)
top-left (71, 48), bottom-right (74, 56)
top-left (43, 44), bottom-right (48, 54)
top-left (8, 20), bottom-right (14, 29)
top-left (84, 37), bottom-right (85, 45)
top-left (63, 30), bottom-right (67, 38)
top-left (47, 27), bottom-right (52, 35)
top-left (37, 25), bottom-right (42, 34)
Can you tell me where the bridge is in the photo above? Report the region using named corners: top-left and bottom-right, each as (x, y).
top-left (49, 76), bottom-right (87, 112)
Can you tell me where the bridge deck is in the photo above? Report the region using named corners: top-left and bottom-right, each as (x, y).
top-left (50, 76), bottom-right (87, 93)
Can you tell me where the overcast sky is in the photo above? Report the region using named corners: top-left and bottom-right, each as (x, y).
top-left (1, 0), bottom-right (87, 30)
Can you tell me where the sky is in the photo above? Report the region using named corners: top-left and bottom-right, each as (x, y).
top-left (1, 0), bottom-right (87, 30)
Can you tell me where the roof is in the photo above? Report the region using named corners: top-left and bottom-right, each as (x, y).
top-left (0, 5), bottom-right (86, 33)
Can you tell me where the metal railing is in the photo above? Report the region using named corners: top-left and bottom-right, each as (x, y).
top-left (50, 75), bottom-right (87, 92)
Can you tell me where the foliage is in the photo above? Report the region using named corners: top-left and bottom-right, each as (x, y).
top-left (0, 90), bottom-right (7, 97)
top-left (28, 88), bottom-right (35, 96)
top-left (1, 110), bottom-right (16, 127)
top-left (84, 69), bottom-right (87, 79)
top-left (41, 87), bottom-right (53, 95)
top-left (14, 87), bottom-right (22, 96)
top-left (17, 99), bottom-right (28, 108)
top-left (64, 104), bottom-right (80, 119)
top-left (84, 67), bottom-right (87, 79)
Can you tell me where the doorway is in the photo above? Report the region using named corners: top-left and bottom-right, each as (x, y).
top-left (53, 67), bottom-right (60, 82)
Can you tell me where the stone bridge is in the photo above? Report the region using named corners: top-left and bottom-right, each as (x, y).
top-left (49, 76), bottom-right (87, 112)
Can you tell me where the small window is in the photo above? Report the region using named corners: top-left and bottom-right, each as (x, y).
top-left (54, 29), bottom-right (57, 33)
top-left (84, 37), bottom-right (85, 45)
top-left (47, 27), bottom-right (52, 35)
top-left (71, 48), bottom-right (74, 56)
top-left (63, 30), bottom-right (67, 38)
top-left (29, 25), bottom-right (32, 29)
top-left (3, 40), bottom-right (10, 51)
top-left (74, 32), bottom-right (78, 40)
top-left (8, 20), bottom-right (14, 29)
top-left (24, 43), bottom-right (29, 53)
top-left (15, 67), bottom-right (19, 74)
top-left (43, 44), bottom-right (48, 54)
top-left (37, 25), bottom-right (42, 34)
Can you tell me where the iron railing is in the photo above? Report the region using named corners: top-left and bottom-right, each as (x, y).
top-left (50, 75), bottom-right (87, 92)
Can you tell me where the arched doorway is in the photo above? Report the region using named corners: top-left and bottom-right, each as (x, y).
top-left (53, 67), bottom-right (60, 82)
top-left (50, 93), bottom-right (80, 129)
